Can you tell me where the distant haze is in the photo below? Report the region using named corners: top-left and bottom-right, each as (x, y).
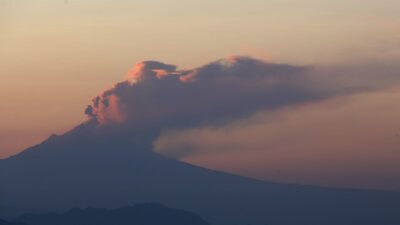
top-left (156, 87), bottom-right (400, 191)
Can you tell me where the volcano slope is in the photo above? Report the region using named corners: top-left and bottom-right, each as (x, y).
top-left (1, 123), bottom-right (400, 225)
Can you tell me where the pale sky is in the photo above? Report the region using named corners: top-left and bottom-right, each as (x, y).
top-left (1, 0), bottom-right (400, 167)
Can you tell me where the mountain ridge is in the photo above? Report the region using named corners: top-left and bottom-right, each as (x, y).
top-left (15, 203), bottom-right (210, 225)
top-left (1, 124), bottom-right (400, 225)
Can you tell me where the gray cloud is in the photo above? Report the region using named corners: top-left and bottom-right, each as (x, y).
top-left (86, 57), bottom-right (313, 130)
top-left (83, 56), bottom-right (400, 147)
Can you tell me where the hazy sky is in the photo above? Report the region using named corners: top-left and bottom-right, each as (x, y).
top-left (155, 87), bottom-right (400, 190)
top-left (1, 0), bottom-right (400, 189)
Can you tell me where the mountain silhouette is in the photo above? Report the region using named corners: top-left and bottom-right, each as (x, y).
top-left (1, 123), bottom-right (400, 225)
top-left (0, 219), bottom-right (26, 225)
top-left (16, 203), bottom-right (209, 225)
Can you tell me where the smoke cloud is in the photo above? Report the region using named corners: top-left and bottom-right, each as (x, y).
top-left (154, 87), bottom-right (400, 190)
top-left (85, 56), bottom-right (315, 129)
top-left (86, 56), bottom-right (399, 132)
top-left (79, 55), bottom-right (400, 190)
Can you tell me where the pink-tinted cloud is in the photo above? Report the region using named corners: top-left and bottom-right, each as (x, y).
top-left (84, 56), bottom-right (315, 131)
top-left (84, 56), bottom-right (400, 139)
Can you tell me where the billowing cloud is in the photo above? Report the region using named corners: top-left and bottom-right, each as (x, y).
top-left (85, 56), bottom-right (400, 135)
top-left (80, 56), bottom-right (400, 190)
top-left (85, 56), bottom-right (317, 131)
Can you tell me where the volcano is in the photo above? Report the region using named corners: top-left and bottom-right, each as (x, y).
top-left (1, 122), bottom-right (400, 225)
